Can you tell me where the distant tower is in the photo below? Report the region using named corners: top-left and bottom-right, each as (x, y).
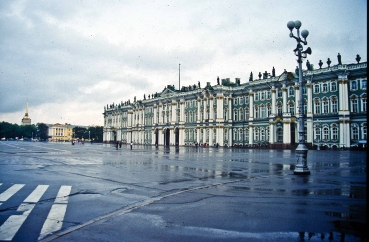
top-left (21, 102), bottom-right (32, 125)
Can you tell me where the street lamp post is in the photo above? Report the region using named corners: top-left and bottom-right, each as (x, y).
top-left (287, 20), bottom-right (311, 175)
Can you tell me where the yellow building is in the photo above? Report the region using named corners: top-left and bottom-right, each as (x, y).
top-left (48, 123), bottom-right (74, 142)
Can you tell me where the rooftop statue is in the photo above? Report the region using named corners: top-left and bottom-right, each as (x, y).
top-left (327, 58), bottom-right (331, 67)
top-left (272, 67), bottom-right (275, 77)
top-left (249, 72), bottom-right (253, 82)
top-left (356, 54), bottom-right (361, 63)
top-left (306, 60), bottom-right (311, 70)
top-left (258, 72), bottom-right (262, 79)
top-left (318, 60), bottom-right (323, 69)
top-left (217, 76), bottom-right (220, 85)
top-left (337, 53), bottom-right (342, 65)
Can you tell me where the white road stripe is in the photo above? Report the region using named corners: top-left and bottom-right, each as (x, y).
top-left (0, 184), bottom-right (25, 202)
top-left (0, 185), bottom-right (48, 241)
top-left (38, 185), bottom-right (72, 240)
top-left (24, 185), bottom-right (49, 203)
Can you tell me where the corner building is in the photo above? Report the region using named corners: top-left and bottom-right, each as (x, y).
top-left (103, 61), bottom-right (367, 148)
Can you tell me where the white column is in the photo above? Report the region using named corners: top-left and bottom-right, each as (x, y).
top-left (179, 127), bottom-right (185, 145)
top-left (249, 91), bottom-right (254, 120)
top-left (170, 128), bottom-right (174, 145)
top-left (180, 99), bottom-right (185, 124)
top-left (209, 126), bottom-right (214, 146)
top-left (271, 87), bottom-right (276, 114)
top-left (249, 126), bottom-right (254, 146)
top-left (269, 121), bottom-right (275, 144)
top-left (197, 98), bottom-right (201, 123)
top-left (228, 96), bottom-right (232, 122)
top-left (282, 84), bottom-right (287, 113)
top-left (158, 103), bottom-right (162, 124)
top-left (216, 93), bottom-right (224, 121)
top-left (209, 97), bottom-right (214, 122)
top-left (228, 127), bottom-right (233, 146)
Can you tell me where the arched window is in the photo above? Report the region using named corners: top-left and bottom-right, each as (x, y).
top-left (260, 129), bottom-right (265, 141)
top-left (289, 86), bottom-right (294, 96)
top-left (323, 126), bottom-right (329, 140)
top-left (277, 103), bottom-right (282, 116)
top-left (277, 88), bottom-right (282, 98)
top-left (245, 128), bottom-right (249, 142)
top-left (240, 108), bottom-right (244, 121)
top-left (239, 129), bottom-right (243, 141)
top-left (331, 126), bottom-right (338, 140)
top-left (276, 127), bottom-right (283, 142)
top-left (314, 127), bottom-right (321, 141)
top-left (289, 102), bottom-right (295, 115)
top-left (322, 98), bottom-right (329, 114)
top-left (254, 105), bottom-right (259, 119)
top-left (350, 96), bottom-right (358, 113)
top-left (361, 79), bottom-right (367, 89)
top-left (362, 124), bottom-right (367, 139)
top-left (267, 104), bottom-right (271, 116)
top-left (361, 95), bottom-right (367, 112)
top-left (351, 124), bottom-right (359, 140)
top-left (331, 96), bottom-right (338, 113)
top-left (234, 110), bottom-right (238, 121)
top-left (314, 99), bottom-right (321, 114)
top-left (234, 129), bottom-right (238, 141)
top-left (245, 108), bottom-right (249, 120)
top-left (255, 128), bottom-right (259, 141)
top-left (260, 105), bottom-right (266, 118)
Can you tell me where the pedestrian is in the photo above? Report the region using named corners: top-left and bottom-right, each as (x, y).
top-left (119, 141), bottom-right (122, 148)
top-left (116, 141), bottom-right (119, 150)
top-left (130, 142), bottom-right (133, 150)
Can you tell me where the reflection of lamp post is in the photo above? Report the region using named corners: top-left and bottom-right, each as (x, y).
top-left (287, 20), bottom-right (311, 175)
top-left (89, 131), bottom-right (90, 141)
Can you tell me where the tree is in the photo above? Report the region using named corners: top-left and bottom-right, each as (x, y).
top-left (37, 123), bottom-right (49, 141)
top-left (73, 126), bottom-right (87, 139)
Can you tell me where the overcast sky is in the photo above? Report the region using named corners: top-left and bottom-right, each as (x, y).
top-left (0, 0), bottom-right (367, 126)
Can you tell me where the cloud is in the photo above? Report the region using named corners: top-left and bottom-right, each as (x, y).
top-left (0, 0), bottom-right (367, 125)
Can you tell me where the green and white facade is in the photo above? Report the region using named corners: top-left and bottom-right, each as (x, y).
top-left (103, 61), bottom-right (367, 148)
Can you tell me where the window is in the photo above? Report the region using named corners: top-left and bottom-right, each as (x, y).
top-left (315, 127), bottom-right (321, 141)
top-left (331, 82), bottom-right (337, 91)
top-left (267, 105), bottom-right (271, 116)
top-left (363, 125), bottom-right (367, 139)
top-left (289, 103), bottom-right (295, 115)
top-left (261, 91), bottom-right (265, 100)
top-left (240, 109), bottom-right (244, 121)
top-left (255, 106), bottom-right (259, 119)
top-left (234, 129), bottom-right (238, 141)
top-left (351, 98), bottom-right (358, 113)
top-left (361, 79), bottom-right (367, 89)
top-left (322, 83), bottom-right (328, 93)
top-left (277, 127), bottom-right (283, 142)
top-left (239, 129), bottom-right (243, 141)
top-left (323, 99), bottom-right (329, 114)
top-left (255, 93), bottom-right (259, 101)
top-left (314, 84), bottom-right (320, 93)
top-left (303, 85), bottom-right (307, 95)
top-left (260, 129), bottom-right (265, 141)
top-left (314, 99), bottom-right (321, 114)
top-left (255, 129), bottom-right (259, 141)
top-left (245, 109), bottom-right (249, 120)
top-left (261, 105), bottom-right (266, 118)
top-left (245, 129), bottom-right (249, 142)
top-left (234, 98), bottom-right (238, 105)
top-left (245, 96), bottom-right (249, 104)
top-left (323, 127), bottom-right (329, 140)
top-left (350, 81), bottom-right (357, 90)
top-left (234, 110), bottom-right (238, 121)
top-left (362, 97), bottom-right (367, 112)
top-left (351, 125), bottom-right (359, 140)
top-left (277, 88), bottom-right (282, 98)
top-left (277, 104), bottom-right (282, 116)
top-left (267, 91), bottom-right (271, 99)
top-left (331, 98), bottom-right (338, 113)
top-left (332, 127), bottom-right (338, 140)
top-left (289, 86), bottom-right (294, 96)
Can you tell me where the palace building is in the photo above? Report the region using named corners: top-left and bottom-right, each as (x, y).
top-left (103, 59), bottom-right (367, 149)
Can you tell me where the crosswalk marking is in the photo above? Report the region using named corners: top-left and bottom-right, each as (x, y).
top-left (0, 184), bottom-right (72, 241)
top-left (39, 185), bottom-right (72, 240)
top-left (0, 185), bottom-right (48, 241)
top-left (0, 184), bottom-right (25, 206)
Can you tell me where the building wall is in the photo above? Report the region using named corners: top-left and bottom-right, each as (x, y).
top-left (103, 62), bottom-right (367, 148)
top-left (48, 124), bottom-right (74, 141)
